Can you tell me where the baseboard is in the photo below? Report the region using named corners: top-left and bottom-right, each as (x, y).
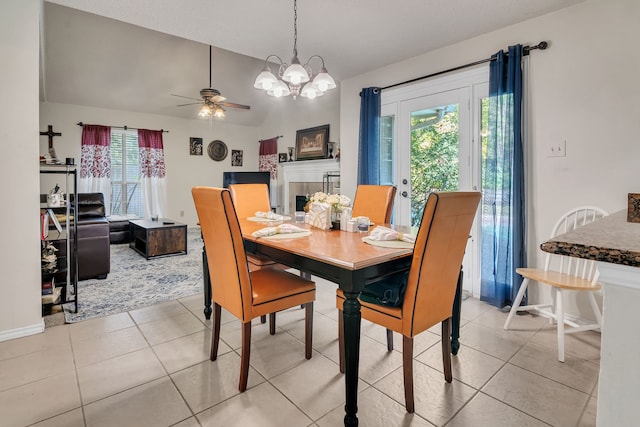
top-left (0, 319), bottom-right (45, 343)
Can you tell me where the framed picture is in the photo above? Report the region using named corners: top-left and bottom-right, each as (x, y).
top-left (189, 137), bottom-right (203, 156)
top-left (231, 149), bottom-right (243, 167)
top-left (278, 153), bottom-right (288, 163)
top-left (295, 124), bottom-right (329, 161)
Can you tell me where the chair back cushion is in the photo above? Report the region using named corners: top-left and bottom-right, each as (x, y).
top-left (544, 206), bottom-right (608, 281)
top-left (73, 193), bottom-right (106, 218)
top-left (402, 191), bottom-right (481, 337)
top-left (192, 187), bottom-right (252, 321)
top-left (228, 184), bottom-right (271, 220)
top-left (351, 185), bottom-right (397, 225)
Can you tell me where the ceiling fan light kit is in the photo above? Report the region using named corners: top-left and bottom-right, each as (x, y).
top-left (254, 0), bottom-right (336, 100)
top-left (173, 45), bottom-right (250, 119)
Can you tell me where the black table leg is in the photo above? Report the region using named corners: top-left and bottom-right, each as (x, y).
top-left (450, 265), bottom-right (463, 355)
top-left (342, 291), bottom-right (361, 426)
top-left (202, 243), bottom-right (212, 320)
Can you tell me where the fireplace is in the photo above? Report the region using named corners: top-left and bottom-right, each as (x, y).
top-left (281, 159), bottom-right (339, 214)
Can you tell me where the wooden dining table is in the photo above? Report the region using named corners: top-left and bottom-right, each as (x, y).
top-left (200, 219), bottom-right (464, 426)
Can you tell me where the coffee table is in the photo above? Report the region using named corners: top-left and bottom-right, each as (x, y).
top-left (129, 219), bottom-right (187, 259)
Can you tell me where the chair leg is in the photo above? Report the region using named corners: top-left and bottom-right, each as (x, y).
top-left (269, 312), bottom-right (276, 335)
top-left (239, 321), bottom-right (251, 392)
top-left (260, 315), bottom-right (266, 324)
top-left (386, 329), bottom-right (394, 351)
top-left (402, 336), bottom-right (414, 413)
top-left (504, 278), bottom-right (529, 329)
top-left (556, 288), bottom-right (565, 363)
top-left (305, 302), bottom-right (313, 359)
top-left (338, 309), bottom-right (345, 374)
top-left (210, 303), bottom-right (221, 361)
top-left (441, 318), bottom-right (452, 383)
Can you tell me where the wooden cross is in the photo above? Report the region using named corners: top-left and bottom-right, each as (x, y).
top-left (40, 125), bottom-right (61, 150)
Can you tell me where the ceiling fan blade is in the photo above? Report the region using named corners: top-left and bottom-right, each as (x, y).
top-left (219, 101), bottom-right (251, 110)
top-left (176, 102), bottom-right (202, 107)
top-left (171, 94), bottom-right (201, 101)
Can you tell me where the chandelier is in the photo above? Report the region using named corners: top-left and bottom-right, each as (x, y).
top-left (253, 0), bottom-right (336, 99)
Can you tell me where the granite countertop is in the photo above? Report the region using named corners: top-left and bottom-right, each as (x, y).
top-left (541, 210), bottom-right (640, 267)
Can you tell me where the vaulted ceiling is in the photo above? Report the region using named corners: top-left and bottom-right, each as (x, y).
top-left (41, 0), bottom-right (585, 126)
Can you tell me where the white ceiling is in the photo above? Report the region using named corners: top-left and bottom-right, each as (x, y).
top-left (42, 0), bottom-right (584, 126)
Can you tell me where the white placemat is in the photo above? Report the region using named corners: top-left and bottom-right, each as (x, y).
top-left (262, 231), bottom-right (312, 240)
top-left (247, 216), bottom-right (291, 222)
top-left (362, 237), bottom-right (414, 248)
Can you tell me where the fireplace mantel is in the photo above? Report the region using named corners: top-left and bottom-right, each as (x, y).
top-left (281, 159), bottom-right (340, 214)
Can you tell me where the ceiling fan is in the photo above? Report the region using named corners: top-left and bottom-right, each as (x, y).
top-left (172, 45), bottom-right (250, 118)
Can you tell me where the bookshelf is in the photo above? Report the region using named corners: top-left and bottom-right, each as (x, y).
top-left (40, 164), bottom-right (78, 313)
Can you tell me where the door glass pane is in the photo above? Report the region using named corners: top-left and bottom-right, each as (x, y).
top-left (410, 104), bottom-right (459, 226)
top-left (380, 115), bottom-right (394, 185)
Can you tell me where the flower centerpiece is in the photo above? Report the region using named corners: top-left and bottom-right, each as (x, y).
top-left (306, 191), bottom-right (351, 229)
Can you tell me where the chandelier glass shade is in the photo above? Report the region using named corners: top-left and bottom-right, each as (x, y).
top-left (254, 0), bottom-right (336, 99)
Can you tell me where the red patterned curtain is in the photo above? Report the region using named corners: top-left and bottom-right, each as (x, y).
top-left (79, 124), bottom-right (112, 214)
top-left (259, 137), bottom-right (278, 179)
top-left (259, 137), bottom-right (279, 209)
top-left (138, 129), bottom-right (167, 219)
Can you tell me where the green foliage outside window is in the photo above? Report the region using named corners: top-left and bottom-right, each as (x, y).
top-left (410, 107), bottom-right (459, 226)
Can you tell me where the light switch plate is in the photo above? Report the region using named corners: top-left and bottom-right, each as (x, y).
top-left (547, 140), bottom-right (566, 157)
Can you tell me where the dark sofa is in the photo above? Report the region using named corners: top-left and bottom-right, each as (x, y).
top-left (46, 193), bottom-right (110, 281)
top-left (73, 193), bottom-right (110, 280)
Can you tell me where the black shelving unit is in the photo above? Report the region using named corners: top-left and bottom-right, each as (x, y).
top-left (40, 164), bottom-right (78, 313)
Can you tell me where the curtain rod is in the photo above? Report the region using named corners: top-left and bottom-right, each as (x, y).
top-left (380, 41), bottom-right (548, 91)
top-left (76, 122), bottom-right (169, 133)
top-left (258, 135), bottom-right (283, 143)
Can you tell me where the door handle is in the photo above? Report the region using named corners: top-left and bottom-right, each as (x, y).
top-left (401, 191), bottom-right (408, 198)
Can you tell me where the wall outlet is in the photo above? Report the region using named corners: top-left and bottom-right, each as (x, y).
top-left (179, 210), bottom-right (184, 217)
top-left (547, 140), bottom-right (566, 157)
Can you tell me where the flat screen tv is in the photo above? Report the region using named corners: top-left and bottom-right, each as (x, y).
top-left (222, 171), bottom-right (271, 194)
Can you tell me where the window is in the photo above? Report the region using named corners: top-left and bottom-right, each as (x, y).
top-left (110, 129), bottom-right (143, 216)
top-left (380, 115), bottom-right (395, 185)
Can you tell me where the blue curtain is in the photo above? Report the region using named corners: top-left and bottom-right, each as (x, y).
top-left (357, 87), bottom-right (381, 185)
top-left (480, 45), bottom-right (526, 308)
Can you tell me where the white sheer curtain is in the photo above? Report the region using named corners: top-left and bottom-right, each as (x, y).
top-left (79, 124), bottom-right (112, 215)
top-left (137, 129), bottom-right (167, 219)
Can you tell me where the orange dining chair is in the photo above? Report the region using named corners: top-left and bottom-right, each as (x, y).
top-left (351, 185), bottom-right (397, 225)
top-left (228, 183), bottom-right (282, 272)
top-left (192, 186), bottom-right (315, 392)
top-left (228, 183), bottom-right (271, 221)
top-left (337, 191), bottom-right (481, 412)
top-left (228, 183), bottom-right (286, 327)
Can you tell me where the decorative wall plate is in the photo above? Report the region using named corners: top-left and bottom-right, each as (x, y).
top-left (207, 140), bottom-right (228, 161)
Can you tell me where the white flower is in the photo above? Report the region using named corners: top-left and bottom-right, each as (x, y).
top-left (307, 192), bottom-right (351, 212)
top-left (309, 191), bottom-right (328, 203)
top-left (326, 194), bottom-right (340, 205)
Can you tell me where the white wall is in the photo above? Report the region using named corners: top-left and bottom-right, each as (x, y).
top-left (339, 0), bottom-right (640, 315)
top-left (258, 89), bottom-right (341, 211)
top-left (0, 0), bottom-right (43, 340)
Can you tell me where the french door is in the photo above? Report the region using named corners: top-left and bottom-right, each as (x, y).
top-left (382, 68), bottom-right (488, 296)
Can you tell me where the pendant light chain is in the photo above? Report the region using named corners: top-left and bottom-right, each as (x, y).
top-left (293, 0), bottom-right (298, 56)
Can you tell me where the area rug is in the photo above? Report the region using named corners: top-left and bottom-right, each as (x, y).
top-left (63, 227), bottom-right (204, 323)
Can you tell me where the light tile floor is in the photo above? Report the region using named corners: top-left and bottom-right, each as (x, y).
top-left (1, 277), bottom-right (600, 427)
